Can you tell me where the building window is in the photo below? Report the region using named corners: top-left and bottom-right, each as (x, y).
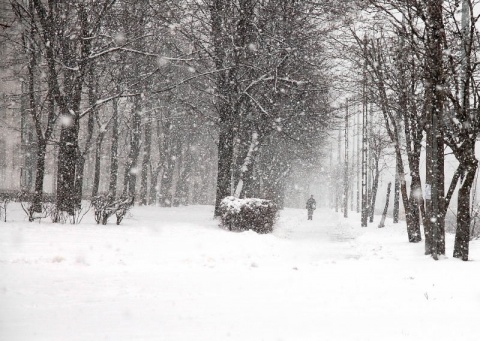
top-left (20, 167), bottom-right (33, 189)
top-left (0, 139), bottom-right (6, 168)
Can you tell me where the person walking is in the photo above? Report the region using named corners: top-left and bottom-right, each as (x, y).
top-left (306, 195), bottom-right (316, 220)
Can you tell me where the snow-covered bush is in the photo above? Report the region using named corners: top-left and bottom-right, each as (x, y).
top-left (219, 196), bottom-right (277, 233)
top-left (91, 194), bottom-right (134, 225)
top-left (0, 192), bottom-right (13, 222)
top-left (14, 191), bottom-right (56, 222)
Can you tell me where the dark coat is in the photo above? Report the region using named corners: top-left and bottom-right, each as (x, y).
top-left (306, 198), bottom-right (316, 210)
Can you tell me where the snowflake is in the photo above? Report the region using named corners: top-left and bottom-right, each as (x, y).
top-left (114, 32), bottom-right (125, 44)
top-left (157, 56), bottom-right (169, 67)
top-left (61, 115), bottom-right (73, 127)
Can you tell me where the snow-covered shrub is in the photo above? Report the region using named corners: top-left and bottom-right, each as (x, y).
top-left (92, 194), bottom-right (134, 225)
top-left (0, 192), bottom-right (13, 222)
top-left (16, 191), bottom-right (56, 222)
top-left (219, 196), bottom-right (277, 233)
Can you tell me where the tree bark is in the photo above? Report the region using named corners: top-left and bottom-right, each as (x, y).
top-left (234, 131), bottom-right (259, 198)
top-left (211, 0), bottom-right (236, 216)
top-left (74, 66), bottom-right (96, 205)
top-left (176, 144), bottom-right (193, 205)
top-left (91, 132), bottom-right (105, 198)
top-left (31, 141), bottom-right (46, 214)
top-left (139, 108), bottom-right (153, 205)
top-left (453, 157), bottom-right (478, 260)
top-left (148, 119), bottom-right (165, 205)
top-left (160, 137), bottom-right (179, 206)
top-left (108, 96), bottom-right (119, 197)
top-left (393, 167), bottom-right (400, 223)
top-left (56, 119), bottom-right (80, 215)
top-left (369, 157), bottom-right (380, 223)
top-left (396, 148), bottom-right (421, 242)
top-left (424, 0), bottom-right (446, 259)
top-left (123, 95), bottom-right (142, 199)
top-left (378, 182), bottom-right (392, 228)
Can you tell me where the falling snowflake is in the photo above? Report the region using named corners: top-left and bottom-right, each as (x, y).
top-left (114, 32), bottom-right (126, 44)
top-left (61, 115), bottom-right (73, 127)
top-left (157, 56), bottom-right (169, 67)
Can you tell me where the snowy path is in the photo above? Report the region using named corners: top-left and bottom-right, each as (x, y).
top-left (1, 205), bottom-right (480, 341)
top-left (274, 208), bottom-right (364, 260)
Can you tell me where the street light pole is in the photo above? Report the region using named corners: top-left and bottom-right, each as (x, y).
top-left (361, 36), bottom-right (369, 227)
top-left (344, 99), bottom-right (349, 218)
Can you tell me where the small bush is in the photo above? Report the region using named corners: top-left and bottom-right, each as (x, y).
top-left (91, 194), bottom-right (134, 225)
top-left (16, 191), bottom-right (55, 222)
top-left (219, 196), bottom-right (277, 234)
top-left (0, 193), bottom-right (12, 222)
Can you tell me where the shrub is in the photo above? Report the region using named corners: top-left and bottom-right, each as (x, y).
top-left (219, 196), bottom-right (277, 234)
top-left (91, 194), bottom-right (134, 225)
top-left (0, 193), bottom-right (12, 222)
top-left (15, 191), bottom-right (55, 222)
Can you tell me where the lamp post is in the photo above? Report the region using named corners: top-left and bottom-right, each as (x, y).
top-left (344, 99), bottom-right (349, 218)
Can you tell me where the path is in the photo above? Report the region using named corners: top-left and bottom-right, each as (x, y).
top-left (273, 207), bottom-right (366, 261)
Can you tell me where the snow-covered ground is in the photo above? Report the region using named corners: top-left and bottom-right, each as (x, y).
top-left (1, 204), bottom-right (479, 341)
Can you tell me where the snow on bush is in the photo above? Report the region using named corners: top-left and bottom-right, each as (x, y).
top-left (91, 194), bottom-right (134, 225)
top-left (219, 196), bottom-right (277, 233)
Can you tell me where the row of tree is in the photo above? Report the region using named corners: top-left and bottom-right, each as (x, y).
top-left (335, 0), bottom-right (480, 261)
top-left (1, 1), bottom-right (343, 219)
top-left (2, 0), bottom-right (479, 261)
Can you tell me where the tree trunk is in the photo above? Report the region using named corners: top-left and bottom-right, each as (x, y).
top-left (31, 140), bottom-right (46, 214)
top-left (214, 114), bottom-right (235, 215)
top-left (378, 182), bottom-right (392, 228)
top-left (396, 149), bottom-right (421, 242)
top-left (148, 166), bottom-right (162, 205)
top-left (91, 132), bottom-right (105, 198)
top-left (393, 166), bottom-right (400, 223)
top-left (139, 109), bottom-right (153, 205)
top-left (177, 145), bottom-right (193, 205)
top-left (109, 96), bottom-right (119, 197)
top-left (27, 11), bottom-right (46, 214)
top-left (74, 154), bottom-right (85, 208)
top-left (453, 158), bottom-right (478, 261)
top-left (123, 95), bottom-right (142, 199)
top-left (211, 0), bottom-right (237, 217)
top-left (436, 132), bottom-right (446, 255)
top-left (369, 159), bottom-right (380, 223)
top-left (424, 0), bottom-right (446, 259)
top-left (160, 139), bottom-right (179, 207)
top-left (243, 161), bottom-right (260, 198)
top-left (234, 131), bottom-right (259, 198)
top-left (409, 153), bottom-right (424, 235)
top-left (56, 120), bottom-right (79, 215)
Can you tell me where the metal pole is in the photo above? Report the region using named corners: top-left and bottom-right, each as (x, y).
top-left (336, 126), bottom-right (341, 213)
top-left (344, 99), bottom-right (349, 218)
top-left (357, 103), bottom-right (361, 213)
top-left (361, 36), bottom-right (369, 227)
